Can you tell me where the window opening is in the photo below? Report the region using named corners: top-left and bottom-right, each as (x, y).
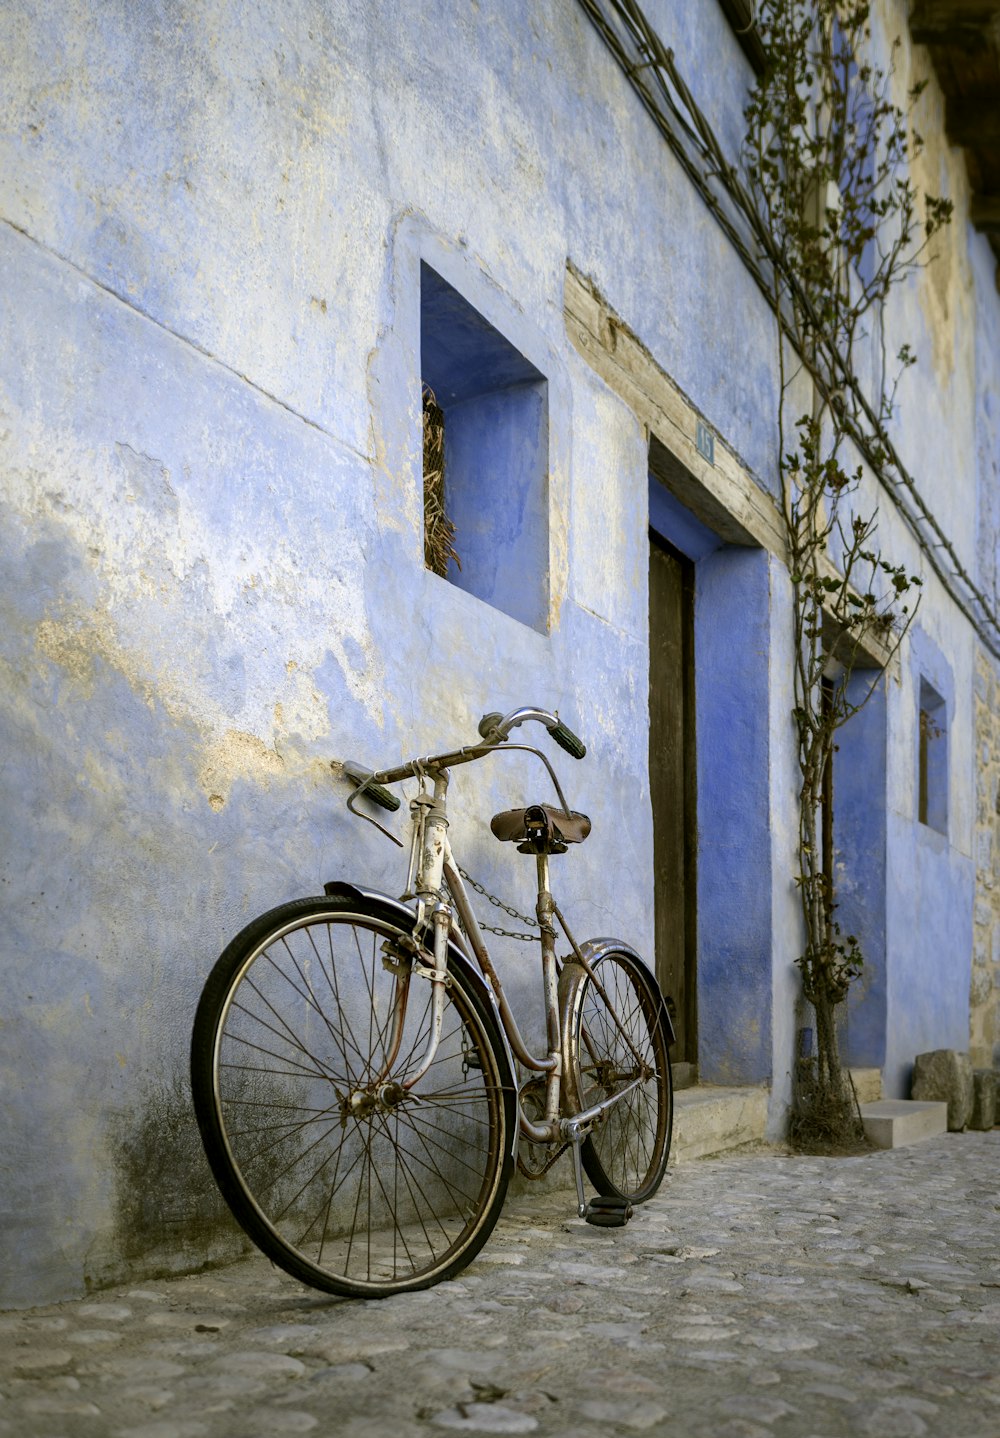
top-left (917, 677), bottom-right (947, 834)
top-left (420, 262), bottom-right (549, 632)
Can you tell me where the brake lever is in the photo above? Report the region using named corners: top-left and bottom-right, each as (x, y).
top-left (339, 765), bottom-right (405, 848)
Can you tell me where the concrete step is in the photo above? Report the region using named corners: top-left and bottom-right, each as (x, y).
top-left (860, 1099), bottom-right (948, 1149)
top-left (673, 1084), bottom-right (769, 1162)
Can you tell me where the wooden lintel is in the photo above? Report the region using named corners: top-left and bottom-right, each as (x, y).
top-left (717, 0), bottom-right (768, 75)
top-left (945, 98), bottom-right (1000, 148)
top-left (910, 0), bottom-right (1000, 43)
top-left (971, 194), bottom-right (1000, 232)
top-left (564, 265), bottom-right (786, 560)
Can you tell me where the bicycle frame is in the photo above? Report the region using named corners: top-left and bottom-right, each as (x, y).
top-left (389, 763), bottom-right (652, 1152)
top-left (194, 705), bottom-right (672, 1296)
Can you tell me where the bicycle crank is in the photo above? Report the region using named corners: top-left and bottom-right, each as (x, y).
top-left (566, 1119), bottom-right (633, 1227)
top-left (582, 1193), bottom-right (634, 1227)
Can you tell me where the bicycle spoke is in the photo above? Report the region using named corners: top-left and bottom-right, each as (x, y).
top-left (313, 1136), bottom-right (343, 1269)
top-left (393, 1108), bottom-right (492, 1174)
top-left (234, 980), bottom-right (340, 1082)
top-left (225, 1110), bottom-right (337, 1144)
top-left (346, 922), bottom-right (392, 1082)
top-left (222, 1028), bottom-right (343, 1088)
top-left (371, 1109), bottom-right (454, 1254)
top-left (261, 946), bottom-right (359, 1073)
top-left (318, 921), bottom-right (368, 1085)
top-left (388, 1107), bottom-right (485, 1213)
top-left (251, 1118), bottom-right (344, 1202)
top-left (221, 1060), bottom-right (346, 1084)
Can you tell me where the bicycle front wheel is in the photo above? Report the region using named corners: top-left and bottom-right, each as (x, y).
top-left (191, 896), bottom-right (515, 1297)
top-left (560, 945), bottom-right (673, 1204)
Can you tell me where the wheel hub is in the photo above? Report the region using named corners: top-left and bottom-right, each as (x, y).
top-left (343, 1080), bottom-right (408, 1125)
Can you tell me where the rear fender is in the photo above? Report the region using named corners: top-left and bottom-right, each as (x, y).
top-left (576, 936), bottom-right (677, 1048)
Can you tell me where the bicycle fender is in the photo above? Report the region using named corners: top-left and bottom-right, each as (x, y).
top-left (323, 879), bottom-right (520, 1145)
top-left (576, 937), bottom-right (678, 1047)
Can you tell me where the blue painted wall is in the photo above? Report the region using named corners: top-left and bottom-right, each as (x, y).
top-left (881, 625), bottom-right (974, 1098)
top-left (694, 547), bottom-right (774, 1084)
top-left (839, 676), bottom-right (889, 1070)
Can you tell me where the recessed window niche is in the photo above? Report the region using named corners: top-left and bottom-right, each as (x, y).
top-left (420, 262), bottom-right (549, 632)
top-left (918, 676), bottom-right (948, 835)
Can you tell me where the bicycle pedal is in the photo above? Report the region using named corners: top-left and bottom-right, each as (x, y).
top-left (584, 1195), bottom-right (633, 1228)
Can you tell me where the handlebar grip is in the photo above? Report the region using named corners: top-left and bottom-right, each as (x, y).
top-left (342, 762), bottom-right (402, 811)
top-left (550, 720), bottom-right (586, 760)
top-left (364, 781), bottom-right (402, 812)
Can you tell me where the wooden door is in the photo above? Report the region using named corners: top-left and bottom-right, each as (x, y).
top-left (648, 535), bottom-right (697, 1078)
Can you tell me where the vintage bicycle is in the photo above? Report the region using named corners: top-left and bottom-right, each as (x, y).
top-left (190, 705), bottom-right (674, 1298)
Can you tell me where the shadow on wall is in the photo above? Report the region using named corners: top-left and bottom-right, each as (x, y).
top-left (95, 1073), bottom-right (249, 1290)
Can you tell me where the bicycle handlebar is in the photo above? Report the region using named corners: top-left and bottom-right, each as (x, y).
top-left (477, 706), bottom-right (586, 758)
top-left (342, 761), bottom-right (402, 812)
top-left (342, 705), bottom-right (586, 810)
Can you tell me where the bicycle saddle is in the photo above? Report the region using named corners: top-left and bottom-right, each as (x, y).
top-left (490, 804), bottom-right (591, 855)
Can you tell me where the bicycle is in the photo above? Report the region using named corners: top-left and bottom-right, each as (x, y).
top-left (190, 705), bottom-right (675, 1298)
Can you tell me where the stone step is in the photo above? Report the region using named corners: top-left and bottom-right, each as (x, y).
top-left (859, 1099), bottom-right (948, 1150)
top-left (849, 1067), bottom-right (883, 1104)
top-left (672, 1084), bottom-right (769, 1162)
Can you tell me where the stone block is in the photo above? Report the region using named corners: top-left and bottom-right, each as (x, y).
top-left (970, 967), bottom-right (993, 1008)
top-left (860, 1100), bottom-right (948, 1149)
top-left (971, 1070), bottom-right (997, 1131)
top-left (911, 1050), bottom-right (974, 1131)
top-left (672, 1085), bottom-right (768, 1163)
top-left (848, 1068), bottom-right (882, 1104)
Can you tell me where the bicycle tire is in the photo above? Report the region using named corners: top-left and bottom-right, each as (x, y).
top-left (560, 944), bottom-right (673, 1203)
top-left (191, 894), bottom-right (515, 1297)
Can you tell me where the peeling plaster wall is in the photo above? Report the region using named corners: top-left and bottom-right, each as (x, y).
top-left (971, 652), bottom-right (1000, 1068)
top-left (0, 0), bottom-right (997, 1303)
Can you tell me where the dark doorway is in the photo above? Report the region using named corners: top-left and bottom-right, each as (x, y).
top-left (649, 534), bottom-right (697, 1081)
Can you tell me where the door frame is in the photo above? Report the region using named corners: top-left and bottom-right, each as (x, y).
top-left (648, 530), bottom-right (698, 1080)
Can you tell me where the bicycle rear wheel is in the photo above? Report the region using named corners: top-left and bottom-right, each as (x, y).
top-left (560, 945), bottom-right (672, 1204)
top-left (191, 895), bottom-right (515, 1297)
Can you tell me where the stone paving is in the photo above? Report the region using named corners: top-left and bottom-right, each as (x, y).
top-left (4, 1132), bottom-right (1000, 1437)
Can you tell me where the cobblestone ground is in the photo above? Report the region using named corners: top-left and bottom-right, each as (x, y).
top-left (4, 1132), bottom-right (1000, 1438)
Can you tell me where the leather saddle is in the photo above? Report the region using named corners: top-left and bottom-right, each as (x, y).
top-left (490, 803), bottom-right (591, 855)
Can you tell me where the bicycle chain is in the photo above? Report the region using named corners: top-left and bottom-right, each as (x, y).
top-left (457, 866), bottom-right (537, 943)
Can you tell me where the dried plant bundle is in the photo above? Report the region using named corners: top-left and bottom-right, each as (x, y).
top-left (422, 385), bottom-right (460, 577)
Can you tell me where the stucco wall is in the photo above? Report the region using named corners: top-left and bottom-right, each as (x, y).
top-left (971, 652), bottom-right (1000, 1068)
top-left (1, 0), bottom-right (997, 1305)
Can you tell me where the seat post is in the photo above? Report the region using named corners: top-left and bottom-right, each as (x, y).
top-left (535, 851), bottom-right (550, 903)
top-left (535, 852), bottom-right (562, 1118)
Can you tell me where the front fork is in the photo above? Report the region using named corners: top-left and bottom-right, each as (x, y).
top-left (398, 771), bottom-right (453, 1091)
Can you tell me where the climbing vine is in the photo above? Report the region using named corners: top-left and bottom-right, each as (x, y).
top-left (742, 0), bottom-right (951, 1145)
